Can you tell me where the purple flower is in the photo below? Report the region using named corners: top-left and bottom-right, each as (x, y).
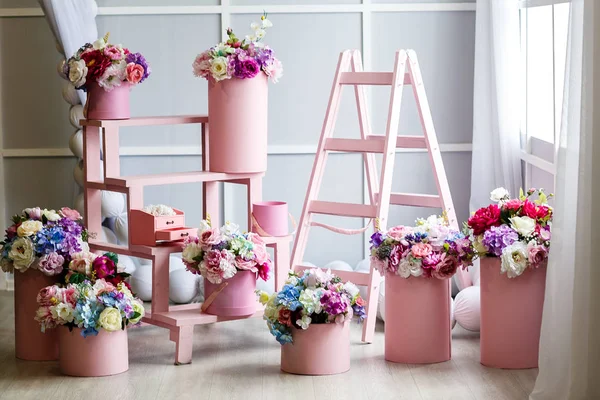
top-left (256, 47), bottom-right (274, 68)
top-left (481, 224), bottom-right (519, 256)
top-left (320, 290), bottom-right (347, 315)
top-left (422, 252), bottom-right (442, 268)
top-left (37, 252), bottom-right (65, 276)
top-left (234, 58), bottom-right (260, 79)
top-left (369, 232), bottom-right (384, 248)
top-left (125, 52), bottom-right (151, 82)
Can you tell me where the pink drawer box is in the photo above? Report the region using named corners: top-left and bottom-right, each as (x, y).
top-left (130, 208), bottom-right (196, 246)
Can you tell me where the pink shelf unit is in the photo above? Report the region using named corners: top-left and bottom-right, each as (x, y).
top-left (129, 208), bottom-right (196, 246)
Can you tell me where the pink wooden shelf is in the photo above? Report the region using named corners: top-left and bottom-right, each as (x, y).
top-left (148, 307), bottom-right (265, 327)
top-left (104, 171), bottom-right (263, 187)
top-left (80, 115), bottom-right (209, 128)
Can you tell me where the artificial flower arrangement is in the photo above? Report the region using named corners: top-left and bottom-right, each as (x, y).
top-left (0, 207), bottom-right (87, 276)
top-left (257, 269), bottom-right (366, 345)
top-left (181, 220), bottom-right (272, 284)
top-left (142, 204), bottom-right (176, 217)
top-left (370, 214), bottom-right (475, 279)
top-left (62, 32), bottom-right (151, 92)
top-left (465, 187), bottom-right (553, 278)
top-left (192, 12), bottom-right (283, 83)
top-left (65, 251), bottom-right (132, 289)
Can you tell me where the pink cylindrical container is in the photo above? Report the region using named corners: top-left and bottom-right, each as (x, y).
top-left (84, 82), bottom-right (130, 120)
top-left (203, 270), bottom-right (258, 317)
top-left (252, 201), bottom-right (289, 237)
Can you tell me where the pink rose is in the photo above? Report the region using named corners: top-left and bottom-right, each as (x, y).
top-left (94, 279), bottom-right (116, 295)
top-left (370, 256), bottom-right (387, 274)
top-left (388, 245), bottom-right (402, 273)
top-left (235, 256), bottom-right (258, 272)
top-left (126, 63), bottom-right (144, 84)
top-left (258, 259), bottom-right (271, 281)
top-left (199, 228), bottom-right (221, 249)
top-left (35, 306), bottom-right (56, 330)
top-left (503, 199), bottom-right (522, 212)
top-left (422, 252), bottom-right (442, 269)
top-left (59, 286), bottom-right (78, 307)
top-left (60, 207), bottom-right (82, 221)
top-left (205, 249), bottom-right (222, 267)
top-left (37, 252), bottom-right (65, 276)
top-left (103, 46), bottom-right (122, 60)
top-left (536, 225), bottom-right (552, 241)
top-left (69, 251), bottom-right (97, 276)
top-left (5, 223), bottom-right (19, 240)
top-left (527, 242), bottom-right (548, 266)
top-left (411, 243), bottom-right (433, 258)
top-left (24, 207), bottom-right (43, 220)
top-left (432, 254), bottom-right (458, 279)
top-left (252, 244), bottom-right (270, 266)
top-left (37, 285), bottom-right (58, 307)
top-left (387, 226), bottom-right (412, 241)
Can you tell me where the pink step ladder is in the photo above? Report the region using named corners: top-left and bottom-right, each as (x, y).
top-left (290, 49), bottom-right (471, 343)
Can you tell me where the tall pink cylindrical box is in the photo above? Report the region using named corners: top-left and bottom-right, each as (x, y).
top-left (203, 270), bottom-right (258, 317)
top-left (281, 322), bottom-right (350, 375)
top-left (14, 269), bottom-right (60, 361)
top-left (84, 82), bottom-right (130, 120)
top-left (207, 75), bottom-right (268, 173)
top-left (58, 327), bottom-right (129, 377)
top-left (480, 257), bottom-right (546, 369)
top-left (384, 274), bottom-right (451, 364)
top-left (252, 201), bottom-right (288, 236)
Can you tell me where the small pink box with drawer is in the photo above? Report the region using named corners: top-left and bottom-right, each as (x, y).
top-left (129, 208), bottom-right (197, 246)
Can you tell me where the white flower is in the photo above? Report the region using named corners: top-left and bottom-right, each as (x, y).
top-left (17, 220), bottom-right (43, 237)
top-left (42, 209), bottom-right (61, 222)
top-left (500, 242), bottom-right (529, 278)
top-left (250, 22), bottom-right (261, 31)
top-left (198, 219), bottom-right (211, 233)
top-left (490, 187), bottom-right (510, 203)
top-left (296, 314), bottom-right (312, 330)
top-left (129, 300), bottom-right (145, 324)
top-left (8, 238), bottom-right (36, 271)
top-left (182, 242), bottom-right (203, 264)
top-left (214, 43), bottom-right (230, 55)
top-left (304, 268), bottom-right (333, 288)
top-left (92, 37), bottom-right (106, 50)
top-left (245, 35), bottom-right (257, 43)
top-left (221, 221), bottom-right (240, 237)
top-left (209, 57), bottom-right (230, 82)
top-left (98, 307), bottom-right (123, 331)
top-left (143, 204), bottom-right (176, 217)
top-left (398, 257), bottom-right (423, 278)
top-left (98, 61), bottom-right (126, 91)
top-left (51, 303), bottom-right (74, 324)
top-left (261, 18), bottom-right (273, 28)
top-left (343, 282), bottom-right (360, 298)
top-left (298, 288), bottom-right (322, 314)
top-left (220, 258), bottom-right (237, 280)
top-left (509, 216), bottom-right (536, 237)
top-left (255, 29), bottom-right (266, 39)
top-left (68, 59), bottom-right (87, 88)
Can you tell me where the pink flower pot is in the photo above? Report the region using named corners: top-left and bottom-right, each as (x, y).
top-left (480, 257), bottom-right (547, 369)
top-left (252, 201), bottom-right (289, 237)
top-left (14, 269), bottom-right (60, 361)
top-left (207, 75), bottom-right (268, 173)
top-left (384, 274), bottom-right (451, 364)
top-left (203, 270), bottom-right (258, 317)
top-left (281, 322), bottom-right (350, 375)
top-left (84, 82), bottom-right (130, 120)
top-left (58, 326), bottom-right (129, 377)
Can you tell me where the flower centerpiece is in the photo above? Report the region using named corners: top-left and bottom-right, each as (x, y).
top-left (61, 32), bottom-right (151, 120)
top-left (142, 204), bottom-right (176, 217)
top-left (65, 250), bottom-right (132, 289)
top-left (192, 13), bottom-right (282, 173)
top-left (465, 187), bottom-right (552, 278)
top-left (258, 269), bottom-right (365, 375)
top-left (182, 220), bottom-right (272, 316)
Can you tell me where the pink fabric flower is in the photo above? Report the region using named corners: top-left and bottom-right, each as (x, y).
top-left (126, 63), bottom-right (144, 84)
top-left (59, 286), bottom-right (78, 307)
top-left (527, 242), bottom-right (548, 266)
top-left (503, 199), bottom-right (522, 212)
top-left (192, 51), bottom-right (212, 78)
top-left (370, 256), bottom-right (387, 274)
top-left (25, 207), bottom-right (43, 220)
top-left (411, 243), bottom-right (433, 258)
top-left (69, 251), bottom-right (97, 276)
top-left (5, 223), bottom-right (19, 240)
top-left (388, 245), bottom-right (402, 273)
top-left (37, 285), bottom-right (58, 307)
top-left (258, 260), bottom-right (271, 281)
top-left (252, 241), bottom-right (269, 265)
top-left (235, 256), bottom-right (258, 272)
top-left (422, 252), bottom-right (442, 269)
top-left (37, 252), bottom-right (65, 276)
top-left (432, 254), bottom-right (458, 279)
top-left (103, 46), bottom-right (122, 60)
top-left (60, 207), bottom-right (82, 221)
top-left (92, 255), bottom-right (116, 279)
top-left (35, 306), bottom-right (56, 330)
top-left (199, 228), bottom-right (221, 249)
top-left (205, 249), bottom-right (222, 267)
top-left (387, 226), bottom-right (412, 241)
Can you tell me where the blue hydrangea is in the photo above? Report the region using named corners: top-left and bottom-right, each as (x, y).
top-left (276, 284), bottom-right (302, 311)
top-left (268, 321), bottom-right (293, 345)
top-left (34, 226), bottom-right (66, 254)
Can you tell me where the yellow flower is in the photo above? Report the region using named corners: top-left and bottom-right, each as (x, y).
top-left (17, 220), bottom-right (43, 237)
top-left (129, 300), bottom-right (145, 324)
top-left (258, 291), bottom-right (270, 305)
top-left (98, 307), bottom-right (123, 332)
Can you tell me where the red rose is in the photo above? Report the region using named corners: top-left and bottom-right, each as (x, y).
top-left (107, 274), bottom-right (131, 290)
top-left (278, 309), bottom-right (292, 327)
top-left (92, 255), bottom-right (116, 279)
top-left (80, 49), bottom-right (111, 81)
top-left (468, 204), bottom-right (501, 235)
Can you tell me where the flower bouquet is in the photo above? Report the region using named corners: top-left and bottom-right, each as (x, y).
top-left (65, 250), bottom-right (132, 289)
top-left (0, 206), bottom-right (87, 361)
top-left (192, 13), bottom-right (282, 173)
top-left (61, 32), bottom-right (151, 120)
top-left (182, 220), bottom-right (272, 316)
top-left (36, 279), bottom-right (144, 376)
top-left (258, 269), bottom-right (366, 375)
top-left (466, 188), bottom-right (552, 369)
top-left (369, 214), bottom-right (474, 364)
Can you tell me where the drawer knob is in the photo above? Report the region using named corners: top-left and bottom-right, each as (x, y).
top-left (181, 232), bottom-right (189, 237)
top-left (166, 221), bottom-right (175, 225)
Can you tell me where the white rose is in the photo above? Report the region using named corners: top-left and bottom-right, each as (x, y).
top-left (8, 238), bottom-right (36, 271)
top-left (51, 303), bottom-right (74, 324)
top-left (92, 37), bottom-right (106, 50)
top-left (220, 259), bottom-right (237, 280)
top-left (409, 259), bottom-right (424, 277)
top-left (198, 220), bottom-right (211, 234)
top-left (68, 59), bottom-right (88, 88)
top-left (343, 282), bottom-right (360, 298)
top-left (98, 307), bottom-right (123, 332)
top-left (500, 242), bottom-right (528, 278)
top-left (509, 216), bottom-right (536, 237)
top-left (129, 300), bottom-right (145, 324)
top-left (98, 61), bottom-right (126, 92)
top-left (17, 220), bottom-right (43, 237)
top-left (209, 57), bottom-right (230, 82)
top-left (490, 187), bottom-right (510, 203)
top-left (182, 242), bottom-right (203, 264)
top-left (43, 209), bottom-right (61, 222)
top-left (397, 258), bottom-right (412, 279)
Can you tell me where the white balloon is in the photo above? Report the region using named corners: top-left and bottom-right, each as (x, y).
top-left (378, 278), bottom-right (386, 321)
top-left (62, 82), bottom-right (80, 105)
top-left (118, 255), bottom-right (136, 275)
top-left (454, 286), bottom-right (481, 332)
top-left (114, 213), bottom-right (128, 244)
top-left (450, 297), bottom-right (457, 329)
top-left (354, 258), bottom-right (372, 299)
top-left (169, 255), bottom-right (186, 271)
top-left (100, 226), bottom-right (119, 244)
top-left (69, 105), bottom-right (84, 128)
top-left (57, 59), bottom-right (67, 79)
top-left (471, 261), bottom-right (481, 286)
top-left (256, 273), bottom-right (275, 294)
top-left (169, 268), bottom-right (198, 304)
top-left (323, 260), bottom-right (353, 272)
top-left (69, 130), bottom-right (84, 159)
top-left (74, 193), bottom-right (85, 217)
top-left (101, 191), bottom-right (125, 218)
top-left (73, 160), bottom-right (84, 187)
top-left (137, 257), bottom-right (152, 267)
top-left (130, 264), bottom-right (153, 301)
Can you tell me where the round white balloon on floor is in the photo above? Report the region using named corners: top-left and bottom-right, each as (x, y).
top-left (454, 285), bottom-right (481, 332)
top-left (354, 258), bottom-right (373, 300)
top-left (69, 130), bottom-right (84, 159)
top-left (378, 279), bottom-right (386, 321)
top-left (450, 297), bottom-right (456, 329)
top-left (169, 268), bottom-right (198, 304)
top-left (100, 226), bottom-right (119, 244)
top-left (169, 255), bottom-right (186, 271)
top-left (69, 105), bottom-right (84, 128)
top-left (118, 255), bottom-right (136, 275)
top-left (62, 82), bottom-right (80, 106)
top-left (130, 264), bottom-right (153, 301)
top-left (114, 213), bottom-right (128, 244)
top-left (323, 260), bottom-right (353, 273)
top-left (101, 191), bottom-right (125, 218)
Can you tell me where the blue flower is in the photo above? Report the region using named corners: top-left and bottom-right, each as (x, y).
top-left (369, 232), bottom-right (384, 249)
top-left (34, 226), bottom-right (66, 254)
top-left (276, 284), bottom-right (302, 311)
top-left (268, 321), bottom-right (293, 345)
top-left (352, 304), bottom-right (367, 323)
top-left (81, 327), bottom-right (99, 338)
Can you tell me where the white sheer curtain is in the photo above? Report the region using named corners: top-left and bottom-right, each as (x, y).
top-left (531, 0), bottom-right (600, 398)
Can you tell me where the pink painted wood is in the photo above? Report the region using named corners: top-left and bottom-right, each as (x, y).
top-left (80, 115), bottom-right (209, 127)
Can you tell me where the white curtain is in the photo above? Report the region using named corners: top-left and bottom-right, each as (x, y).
top-left (531, 0), bottom-right (600, 399)
top-left (38, 0), bottom-right (98, 105)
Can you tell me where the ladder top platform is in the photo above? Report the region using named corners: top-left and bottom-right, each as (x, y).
top-left (80, 114), bottom-right (209, 128)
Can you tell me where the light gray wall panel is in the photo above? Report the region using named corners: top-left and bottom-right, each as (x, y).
top-left (374, 0), bottom-right (474, 3)
top-left (371, 12), bottom-right (475, 144)
top-left (0, 0), bottom-right (38, 7)
top-left (96, 14), bottom-right (220, 147)
top-left (0, 18), bottom-right (72, 149)
top-left (232, 0), bottom-right (359, 4)
top-left (97, 0), bottom-right (219, 6)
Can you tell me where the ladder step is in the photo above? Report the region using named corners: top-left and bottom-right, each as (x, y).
top-left (309, 200), bottom-right (377, 218)
top-left (375, 193), bottom-right (443, 208)
top-left (324, 138), bottom-right (384, 153)
top-left (367, 135), bottom-right (427, 149)
top-left (294, 265), bottom-right (371, 286)
top-left (339, 72), bottom-right (412, 86)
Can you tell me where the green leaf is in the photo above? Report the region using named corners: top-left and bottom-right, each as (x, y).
top-left (42, 215), bottom-right (48, 224)
top-left (68, 273), bottom-right (87, 284)
top-left (104, 252), bottom-right (119, 265)
top-left (131, 312), bottom-right (141, 320)
top-left (118, 272), bottom-right (131, 279)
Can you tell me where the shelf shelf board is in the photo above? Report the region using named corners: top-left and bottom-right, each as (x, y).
top-left (80, 115), bottom-right (209, 128)
top-left (104, 171), bottom-right (263, 187)
top-left (149, 307), bottom-right (265, 327)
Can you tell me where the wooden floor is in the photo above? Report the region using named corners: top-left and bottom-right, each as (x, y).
top-left (0, 292), bottom-right (537, 400)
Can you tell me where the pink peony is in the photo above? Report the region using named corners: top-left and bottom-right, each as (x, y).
top-left (199, 228), bottom-right (221, 249)
top-left (412, 243), bottom-right (433, 258)
top-left (103, 46), bottom-right (122, 60)
top-left (92, 255), bottom-right (116, 279)
top-left (422, 252), bottom-right (442, 269)
top-left (94, 279), bottom-right (116, 294)
top-left (388, 245), bottom-right (402, 273)
top-left (126, 63), bottom-right (144, 84)
top-left (35, 306), bottom-right (56, 330)
top-left (258, 260), bottom-right (271, 281)
top-left (192, 51), bottom-right (212, 78)
top-left (432, 254), bottom-right (458, 279)
top-left (468, 204), bottom-right (501, 235)
top-left (235, 256), bottom-right (258, 272)
top-left (37, 252), bottom-right (65, 276)
top-left (503, 199), bottom-right (522, 212)
top-left (59, 286), bottom-right (78, 307)
top-left (60, 207), bottom-right (82, 221)
top-left (527, 242), bottom-right (548, 266)
top-left (37, 285), bottom-right (58, 307)
top-left (387, 226), bottom-right (412, 241)
top-left (252, 241), bottom-right (269, 265)
top-left (69, 251), bottom-right (97, 276)
top-left (205, 249), bottom-right (222, 267)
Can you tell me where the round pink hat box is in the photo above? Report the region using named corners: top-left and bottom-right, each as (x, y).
top-left (252, 201), bottom-right (289, 237)
top-left (84, 82), bottom-right (131, 120)
top-left (281, 322), bottom-right (350, 375)
top-left (203, 270), bottom-right (258, 317)
top-left (58, 327), bottom-right (129, 377)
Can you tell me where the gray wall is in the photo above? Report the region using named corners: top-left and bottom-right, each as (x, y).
top-left (0, 1), bottom-right (475, 269)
